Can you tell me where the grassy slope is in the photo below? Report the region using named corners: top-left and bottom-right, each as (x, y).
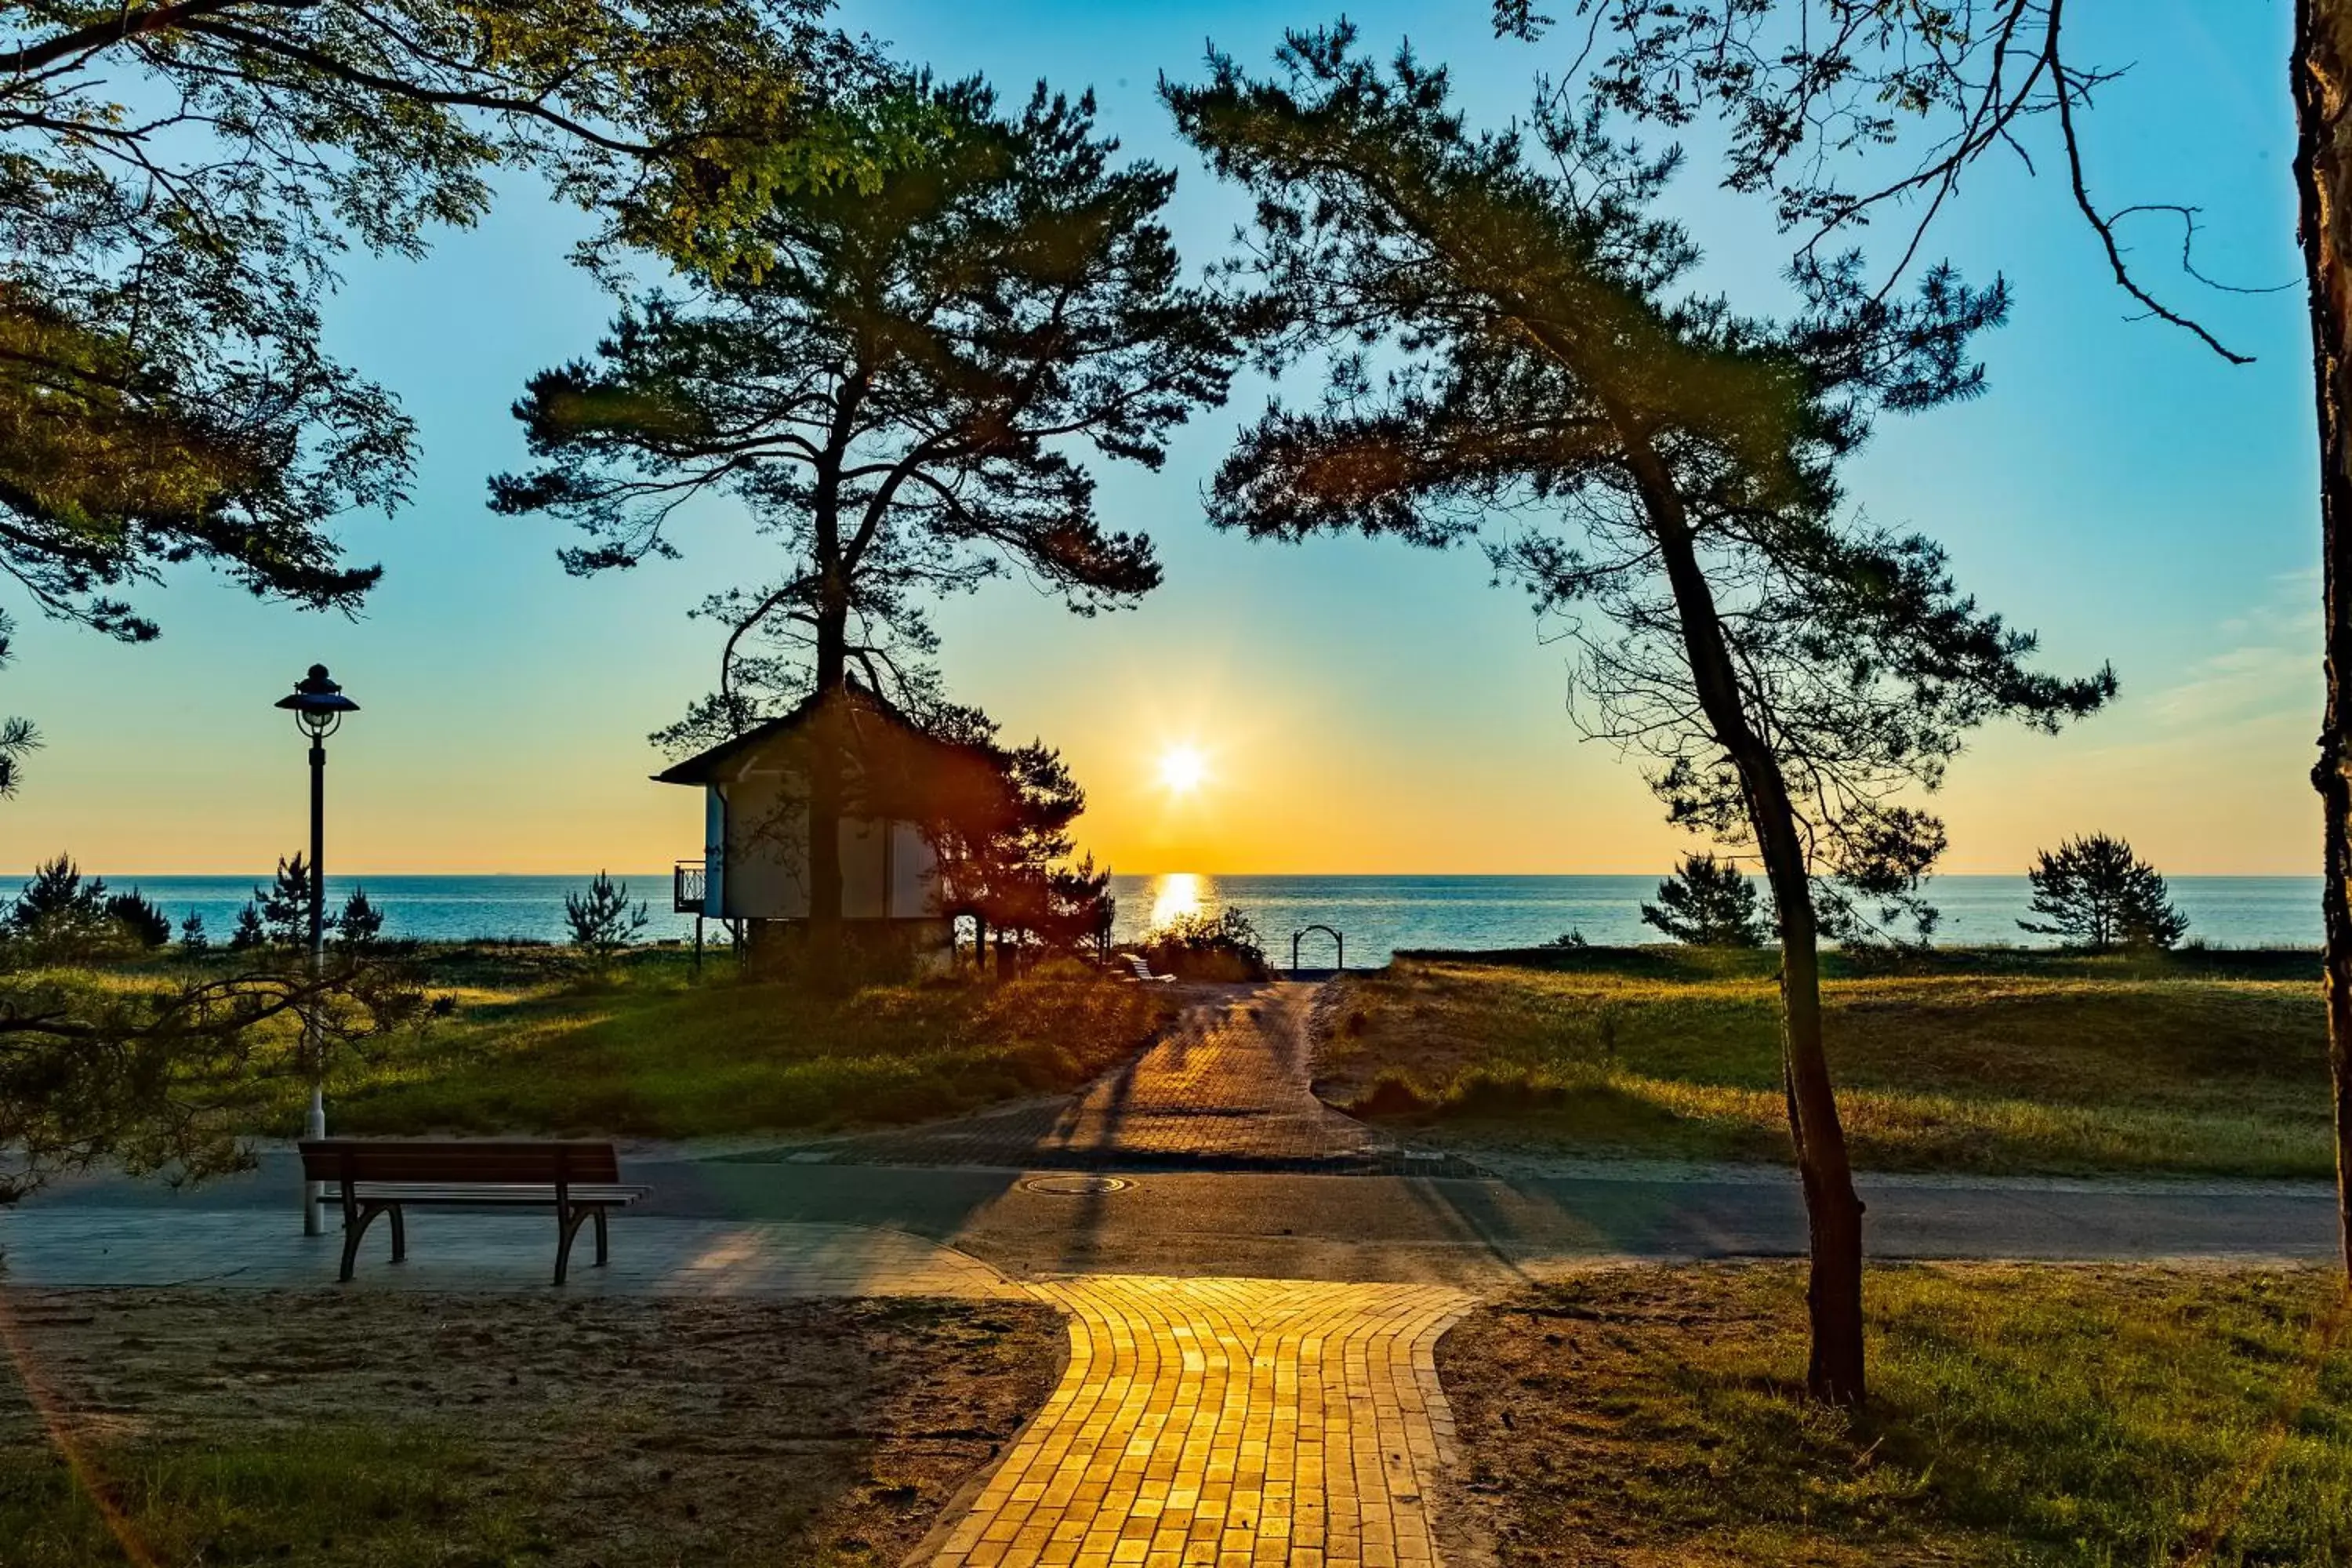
top-left (1437, 1263), bottom-right (2352, 1566)
top-left (321, 950), bottom-right (1176, 1138)
top-left (1317, 949), bottom-right (2330, 1177)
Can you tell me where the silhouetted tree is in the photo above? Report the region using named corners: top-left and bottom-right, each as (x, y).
top-left (5, 855), bottom-right (118, 959)
top-left (566, 872), bottom-right (651, 978)
top-left (1493, 0), bottom-right (2352, 1290)
top-left (497, 70), bottom-right (1246, 960)
top-left (333, 890), bottom-right (387, 956)
top-left (1167, 29), bottom-right (2112, 1401)
top-left (0, 612), bottom-right (34, 797)
top-left (1642, 854), bottom-right (1766, 948)
top-left (2019, 834), bottom-right (2189, 953)
top-left (227, 904), bottom-right (268, 954)
top-left (0, 2), bottom-right (866, 798)
top-left (1045, 855), bottom-right (1119, 961)
top-left (253, 855), bottom-right (318, 949)
top-left (924, 706), bottom-right (1107, 967)
top-left (103, 891), bottom-right (172, 949)
top-left (179, 912), bottom-right (211, 956)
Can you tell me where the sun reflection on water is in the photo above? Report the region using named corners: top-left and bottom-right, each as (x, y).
top-left (1148, 872), bottom-right (1207, 930)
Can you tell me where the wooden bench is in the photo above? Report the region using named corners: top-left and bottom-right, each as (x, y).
top-left (299, 1139), bottom-right (648, 1285)
top-left (1123, 953), bottom-right (1175, 983)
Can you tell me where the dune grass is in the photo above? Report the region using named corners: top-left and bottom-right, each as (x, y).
top-left (310, 949), bottom-right (1175, 1138)
top-left (1439, 1262), bottom-right (2352, 1566)
top-left (1318, 949), bottom-right (2332, 1177)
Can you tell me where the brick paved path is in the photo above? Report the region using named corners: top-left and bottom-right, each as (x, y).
top-left (817, 984), bottom-right (1483, 1177)
top-left (930, 1276), bottom-right (1475, 1568)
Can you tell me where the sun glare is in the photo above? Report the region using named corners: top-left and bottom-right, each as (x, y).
top-left (1159, 745), bottom-right (1209, 794)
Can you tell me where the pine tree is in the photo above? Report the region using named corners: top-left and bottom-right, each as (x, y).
top-left (103, 890), bottom-right (172, 949)
top-left (253, 855), bottom-right (316, 949)
top-left (178, 912), bottom-right (211, 956)
top-left (227, 904), bottom-right (268, 954)
top-left (334, 890), bottom-right (387, 955)
top-left (5, 855), bottom-right (118, 958)
top-left (2019, 835), bottom-right (2190, 953)
top-left (1166, 31), bottom-right (2111, 1402)
top-left (1641, 855), bottom-right (1766, 948)
top-left (497, 70), bottom-right (1247, 964)
top-left (565, 872), bottom-right (650, 979)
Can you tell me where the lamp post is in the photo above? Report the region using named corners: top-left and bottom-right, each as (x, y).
top-left (275, 663), bottom-right (358, 1236)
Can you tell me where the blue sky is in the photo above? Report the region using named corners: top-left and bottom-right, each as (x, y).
top-left (0, 1), bottom-right (2318, 876)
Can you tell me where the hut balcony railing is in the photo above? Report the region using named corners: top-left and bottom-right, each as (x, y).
top-left (673, 859), bottom-right (707, 915)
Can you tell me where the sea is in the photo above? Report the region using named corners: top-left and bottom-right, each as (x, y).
top-left (21, 871), bottom-right (2325, 966)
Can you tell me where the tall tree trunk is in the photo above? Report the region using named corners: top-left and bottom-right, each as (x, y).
top-left (2297, 0), bottom-right (2352, 1281)
top-left (1629, 434), bottom-right (1869, 1403)
top-left (806, 575), bottom-right (850, 965)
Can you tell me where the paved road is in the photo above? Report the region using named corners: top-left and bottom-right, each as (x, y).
top-left (6, 980), bottom-right (2339, 1288)
top-left (16, 1156), bottom-right (2333, 1289)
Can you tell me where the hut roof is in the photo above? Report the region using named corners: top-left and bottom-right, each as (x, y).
top-left (652, 684), bottom-right (1009, 826)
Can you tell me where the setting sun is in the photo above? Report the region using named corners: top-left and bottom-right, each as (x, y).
top-left (1159, 745), bottom-right (1209, 794)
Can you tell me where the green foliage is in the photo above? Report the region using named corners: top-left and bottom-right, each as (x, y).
top-left (926, 706), bottom-right (1113, 957)
top-left (334, 888), bottom-right (387, 955)
top-left (1145, 908), bottom-right (1269, 982)
top-left (0, 1), bottom-right (867, 796)
top-left (103, 888), bottom-right (172, 949)
top-left (0, 945), bottom-right (427, 1203)
top-left (497, 69), bottom-right (1249, 745)
top-left (252, 853), bottom-right (318, 948)
top-left (564, 870), bottom-right (650, 977)
top-left (0, 608), bottom-right (34, 797)
top-left (1640, 853), bottom-right (1767, 948)
top-left (227, 903), bottom-right (269, 953)
top-left (2020, 833), bottom-right (2190, 953)
top-left (178, 910), bottom-right (210, 955)
top-left (5, 853), bottom-right (112, 954)
top-left (1163, 29), bottom-right (2111, 942)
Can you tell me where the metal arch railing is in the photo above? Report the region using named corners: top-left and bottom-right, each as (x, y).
top-left (1290, 924), bottom-right (1343, 971)
top-left (673, 859), bottom-right (707, 914)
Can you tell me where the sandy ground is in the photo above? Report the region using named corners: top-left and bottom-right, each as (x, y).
top-left (0, 1286), bottom-right (1065, 1566)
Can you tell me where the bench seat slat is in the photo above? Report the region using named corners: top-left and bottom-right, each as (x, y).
top-left (299, 1139), bottom-right (621, 1181)
top-left (343, 1183), bottom-right (646, 1204)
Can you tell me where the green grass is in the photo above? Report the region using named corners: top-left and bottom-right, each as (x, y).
top-left (325, 950), bottom-right (1174, 1138)
top-left (0, 1424), bottom-right (539, 1566)
top-left (1318, 949), bottom-right (2332, 1177)
top-left (1439, 1263), bottom-right (2352, 1566)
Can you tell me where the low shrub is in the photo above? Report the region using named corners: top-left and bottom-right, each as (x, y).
top-left (1144, 908), bottom-right (1269, 982)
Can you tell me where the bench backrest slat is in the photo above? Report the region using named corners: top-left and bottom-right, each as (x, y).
top-left (298, 1139), bottom-right (619, 1185)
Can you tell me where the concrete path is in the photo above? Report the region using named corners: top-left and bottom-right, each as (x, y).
top-left (0, 1207), bottom-right (1020, 1298)
top-left (931, 1276), bottom-right (1473, 1568)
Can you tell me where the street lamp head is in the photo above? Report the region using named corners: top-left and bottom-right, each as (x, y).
top-left (275, 662), bottom-right (359, 739)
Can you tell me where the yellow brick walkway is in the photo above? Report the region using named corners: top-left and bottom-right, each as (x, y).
top-left (930, 1276), bottom-right (1475, 1568)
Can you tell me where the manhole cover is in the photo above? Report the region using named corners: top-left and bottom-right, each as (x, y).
top-left (1019, 1174), bottom-right (1133, 1196)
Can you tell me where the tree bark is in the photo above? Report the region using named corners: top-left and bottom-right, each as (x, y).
top-left (2297, 0), bottom-right (2352, 1282)
top-left (1626, 431), bottom-right (1869, 1403)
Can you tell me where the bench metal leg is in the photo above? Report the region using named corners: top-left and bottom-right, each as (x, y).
top-left (339, 1200), bottom-right (399, 1283)
top-left (593, 1206), bottom-right (608, 1267)
top-left (554, 1203), bottom-right (599, 1286)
